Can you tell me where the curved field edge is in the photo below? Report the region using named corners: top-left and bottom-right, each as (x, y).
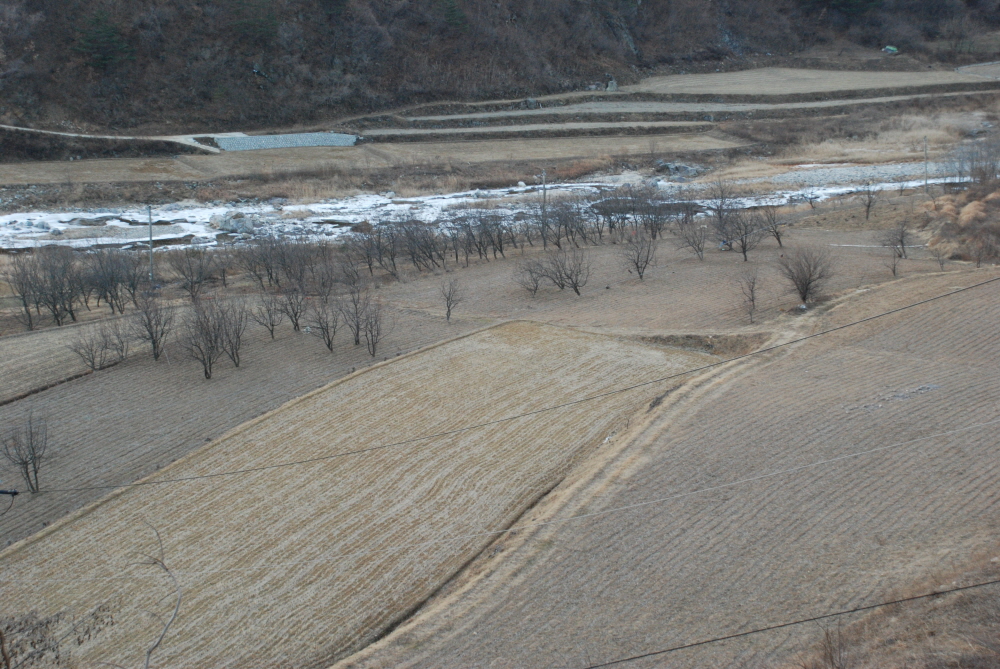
top-left (330, 269), bottom-right (1000, 669)
top-left (0, 319), bottom-right (501, 560)
top-left (0, 320), bottom-right (720, 668)
top-left (331, 328), bottom-right (791, 669)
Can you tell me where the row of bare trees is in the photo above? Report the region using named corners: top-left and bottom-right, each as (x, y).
top-left (67, 292), bottom-right (175, 371)
top-left (3, 247), bottom-right (137, 330)
top-left (515, 247), bottom-right (592, 296)
top-left (339, 189), bottom-right (689, 281)
top-left (6, 186), bottom-right (789, 333)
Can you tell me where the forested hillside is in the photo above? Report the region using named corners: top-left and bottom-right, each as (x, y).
top-left (0, 0), bottom-right (996, 132)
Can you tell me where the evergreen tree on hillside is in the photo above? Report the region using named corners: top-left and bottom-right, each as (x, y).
top-left (439, 0), bottom-right (468, 31)
top-left (73, 10), bottom-right (134, 70)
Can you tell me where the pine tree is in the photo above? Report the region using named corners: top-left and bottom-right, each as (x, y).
top-left (73, 11), bottom-right (133, 70)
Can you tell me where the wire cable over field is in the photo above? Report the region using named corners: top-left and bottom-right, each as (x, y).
top-left (39, 275), bottom-right (1000, 494)
top-left (582, 578), bottom-right (1000, 668)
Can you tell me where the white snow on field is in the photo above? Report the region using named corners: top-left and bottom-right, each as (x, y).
top-left (0, 166), bottom-right (962, 251)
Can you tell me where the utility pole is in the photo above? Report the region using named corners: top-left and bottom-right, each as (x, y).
top-left (540, 168), bottom-right (548, 249)
top-left (924, 136), bottom-right (929, 195)
top-left (148, 205), bottom-right (155, 286)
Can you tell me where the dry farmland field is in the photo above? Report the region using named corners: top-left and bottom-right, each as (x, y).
top-left (339, 269), bottom-right (1000, 669)
top-left (0, 304), bottom-right (478, 545)
top-left (0, 322), bottom-right (719, 668)
top-left (3, 61), bottom-right (1000, 668)
top-left (1, 231), bottom-right (996, 667)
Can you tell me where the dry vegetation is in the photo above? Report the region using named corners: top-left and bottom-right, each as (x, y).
top-left (786, 549), bottom-right (1000, 669)
top-left (11, 0), bottom-right (991, 133)
top-left (0, 322), bottom-right (717, 668)
top-left (338, 269), bottom-right (1000, 669)
top-left (2, 52), bottom-right (1000, 666)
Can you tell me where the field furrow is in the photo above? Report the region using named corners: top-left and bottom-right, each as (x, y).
top-left (337, 271), bottom-right (1000, 669)
top-left (0, 321), bottom-right (716, 668)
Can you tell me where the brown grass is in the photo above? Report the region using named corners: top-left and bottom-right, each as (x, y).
top-left (0, 322), bottom-right (716, 668)
top-left (786, 546), bottom-right (1000, 669)
top-left (337, 268), bottom-right (1000, 669)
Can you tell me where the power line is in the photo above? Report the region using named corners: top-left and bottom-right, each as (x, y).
top-left (9, 416), bottom-right (998, 585)
top-left (581, 578), bottom-right (1000, 668)
top-left (38, 275), bottom-right (1000, 494)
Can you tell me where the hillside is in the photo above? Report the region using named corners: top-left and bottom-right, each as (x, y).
top-left (0, 0), bottom-right (996, 133)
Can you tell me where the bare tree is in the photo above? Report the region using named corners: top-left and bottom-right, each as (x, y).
top-left (929, 245), bottom-right (948, 271)
top-left (131, 293), bottom-right (174, 361)
top-left (673, 211), bottom-right (709, 261)
top-left (68, 324), bottom-right (113, 371)
top-left (167, 249), bottom-right (216, 301)
top-left (105, 317), bottom-right (133, 363)
top-left (280, 288), bottom-right (307, 332)
top-left (34, 247), bottom-right (80, 326)
top-left (251, 292), bottom-right (285, 339)
top-left (136, 523), bottom-right (181, 669)
top-left (440, 278), bottom-right (464, 322)
top-left (182, 300), bottom-right (225, 379)
top-left (362, 299), bottom-right (390, 357)
top-left (858, 181), bottom-right (880, 223)
top-left (759, 205), bottom-right (786, 247)
top-left (618, 231), bottom-right (657, 280)
top-left (706, 179), bottom-right (737, 238)
top-left (215, 245), bottom-right (236, 288)
top-left (883, 249), bottom-right (900, 277)
top-left (729, 210), bottom-right (766, 262)
top-left (876, 220), bottom-right (911, 259)
top-left (219, 299), bottom-right (249, 367)
top-left (338, 274), bottom-right (371, 346)
top-left (67, 318), bottom-right (131, 371)
top-left (542, 248), bottom-right (591, 295)
top-left (514, 260), bottom-right (544, 296)
top-left (968, 231), bottom-right (999, 268)
top-left (737, 264), bottom-right (762, 324)
top-left (2, 252), bottom-right (39, 331)
top-left (1, 413), bottom-right (48, 493)
top-left (307, 299), bottom-right (340, 351)
top-left (87, 248), bottom-right (135, 315)
top-left (777, 248), bottom-right (834, 303)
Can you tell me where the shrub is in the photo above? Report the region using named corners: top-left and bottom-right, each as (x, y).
top-left (73, 11), bottom-right (134, 70)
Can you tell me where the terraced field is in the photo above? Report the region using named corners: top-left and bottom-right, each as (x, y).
top-left (0, 322), bottom-right (717, 668)
top-left (0, 305), bottom-right (476, 545)
top-left (624, 67), bottom-right (987, 95)
top-left (343, 67), bottom-right (1000, 143)
top-left (0, 323), bottom-right (94, 405)
top-left (338, 270), bottom-right (1000, 669)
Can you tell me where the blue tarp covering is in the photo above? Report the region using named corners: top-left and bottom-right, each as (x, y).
top-left (216, 132), bottom-right (357, 151)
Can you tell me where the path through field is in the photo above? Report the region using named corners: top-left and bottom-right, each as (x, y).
top-left (338, 270), bottom-right (1000, 669)
top-left (0, 322), bottom-right (718, 668)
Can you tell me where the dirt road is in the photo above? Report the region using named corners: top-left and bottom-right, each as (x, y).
top-left (0, 133), bottom-right (742, 186)
top-left (402, 90), bottom-right (995, 125)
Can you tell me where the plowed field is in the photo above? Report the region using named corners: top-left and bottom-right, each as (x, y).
top-left (338, 270), bottom-right (1000, 669)
top-left (0, 322), bottom-right (717, 668)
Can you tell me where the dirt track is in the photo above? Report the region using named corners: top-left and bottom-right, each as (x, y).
top-left (0, 322), bottom-right (715, 668)
top-left (403, 90), bottom-right (996, 125)
top-left (625, 67), bottom-right (986, 95)
top-left (338, 269), bottom-right (1000, 669)
top-left (0, 133), bottom-right (741, 186)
